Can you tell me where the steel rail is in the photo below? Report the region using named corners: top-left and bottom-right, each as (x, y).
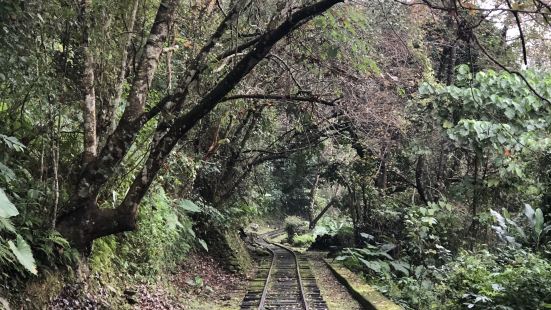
top-left (270, 241), bottom-right (310, 310)
top-left (257, 238), bottom-right (276, 310)
top-left (255, 229), bottom-right (309, 310)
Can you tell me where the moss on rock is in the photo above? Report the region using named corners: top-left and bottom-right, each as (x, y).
top-left (203, 227), bottom-right (252, 274)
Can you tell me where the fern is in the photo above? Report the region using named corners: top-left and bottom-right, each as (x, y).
top-left (36, 231), bottom-right (76, 265)
top-left (0, 217), bottom-right (15, 233)
top-left (45, 231), bottom-right (70, 248)
top-left (0, 134), bottom-right (25, 152)
top-left (0, 162), bottom-right (15, 182)
top-left (0, 243), bottom-right (15, 266)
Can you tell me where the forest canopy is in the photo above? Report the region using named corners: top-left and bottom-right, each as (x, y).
top-left (0, 0), bottom-right (550, 309)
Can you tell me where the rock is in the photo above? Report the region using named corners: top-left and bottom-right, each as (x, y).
top-left (123, 288), bottom-right (137, 296)
top-left (105, 285), bottom-right (118, 295)
top-left (125, 296), bottom-right (139, 305)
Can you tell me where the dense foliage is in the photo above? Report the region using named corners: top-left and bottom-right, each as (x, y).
top-left (0, 0), bottom-right (550, 308)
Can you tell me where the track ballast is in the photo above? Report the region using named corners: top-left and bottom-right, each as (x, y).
top-left (241, 231), bottom-right (328, 310)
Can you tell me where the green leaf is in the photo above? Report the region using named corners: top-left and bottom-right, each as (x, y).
top-left (194, 276), bottom-right (203, 287)
top-left (418, 83), bottom-right (433, 95)
top-left (442, 120), bottom-right (453, 129)
top-left (457, 64), bottom-right (469, 75)
top-left (0, 162), bottom-right (16, 182)
top-left (359, 257), bottom-right (382, 273)
top-left (535, 208), bottom-right (544, 237)
top-left (486, 178), bottom-right (500, 188)
top-left (0, 188), bottom-right (18, 218)
top-left (448, 87), bottom-right (460, 100)
top-left (524, 204), bottom-right (535, 226)
top-left (376, 251), bottom-right (394, 260)
top-left (504, 108), bottom-right (515, 119)
top-left (326, 46), bottom-right (339, 59)
top-left (165, 213), bottom-right (183, 230)
top-left (0, 135), bottom-right (25, 152)
top-left (186, 226), bottom-right (196, 238)
top-left (197, 238), bottom-right (208, 252)
top-left (179, 199), bottom-right (201, 213)
top-left (360, 232), bottom-right (373, 240)
top-left (0, 297), bottom-right (10, 310)
top-left (8, 235), bottom-right (37, 274)
top-left (390, 261), bottom-right (410, 276)
top-left (380, 243), bottom-right (396, 253)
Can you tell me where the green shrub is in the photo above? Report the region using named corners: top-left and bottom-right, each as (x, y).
top-left (292, 234), bottom-right (315, 247)
top-left (284, 216), bottom-right (308, 241)
top-left (377, 248), bottom-right (551, 309)
top-left (404, 200), bottom-right (466, 263)
top-left (441, 249), bottom-right (551, 309)
top-left (90, 187), bottom-right (194, 281)
top-left (313, 216), bottom-right (355, 246)
top-left (334, 226), bottom-right (355, 246)
top-left (337, 238), bottom-right (410, 280)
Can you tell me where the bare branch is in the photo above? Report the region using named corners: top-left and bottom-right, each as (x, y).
top-left (505, 0), bottom-right (528, 65)
top-left (472, 34), bottom-right (550, 105)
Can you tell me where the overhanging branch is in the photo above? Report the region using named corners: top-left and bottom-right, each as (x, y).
top-left (220, 93), bottom-right (337, 106)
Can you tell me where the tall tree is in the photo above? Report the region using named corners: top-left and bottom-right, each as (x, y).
top-left (55, 0), bottom-right (344, 251)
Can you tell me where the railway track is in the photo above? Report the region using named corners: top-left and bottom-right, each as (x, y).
top-left (241, 230), bottom-right (328, 310)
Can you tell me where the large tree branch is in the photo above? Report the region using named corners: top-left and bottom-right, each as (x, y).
top-left (97, 0), bottom-right (140, 144)
top-left (310, 199), bottom-right (336, 229)
top-left (79, 0), bottom-right (97, 165)
top-left (68, 0), bottom-right (248, 215)
top-left (121, 0), bottom-right (179, 122)
top-left (61, 0), bottom-right (180, 217)
top-left (214, 36), bottom-right (261, 61)
top-left (116, 0), bottom-right (344, 217)
top-left (220, 93), bottom-right (337, 106)
top-left (162, 1), bottom-right (252, 114)
top-left (58, 0), bottom-right (344, 247)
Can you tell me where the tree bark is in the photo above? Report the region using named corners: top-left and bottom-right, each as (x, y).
top-left (122, 0), bottom-right (179, 122)
top-left (415, 155), bottom-right (431, 205)
top-left (375, 148), bottom-right (387, 190)
top-left (470, 152), bottom-right (480, 244)
top-left (98, 0), bottom-right (140, 145)
top-left (80, 0), bottom-right (97, 165)
top-left (66, 0), bottom-right (180, 211)
top-left (307, 174), bottom-right (320, 222)
top-left (310, 199), bottom-right (336, 229)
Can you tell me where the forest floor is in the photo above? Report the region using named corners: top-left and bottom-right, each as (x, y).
top-left (174, 252), bottom-right (250, 310)
top-left (46, 251), bottom-right (250, 309)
